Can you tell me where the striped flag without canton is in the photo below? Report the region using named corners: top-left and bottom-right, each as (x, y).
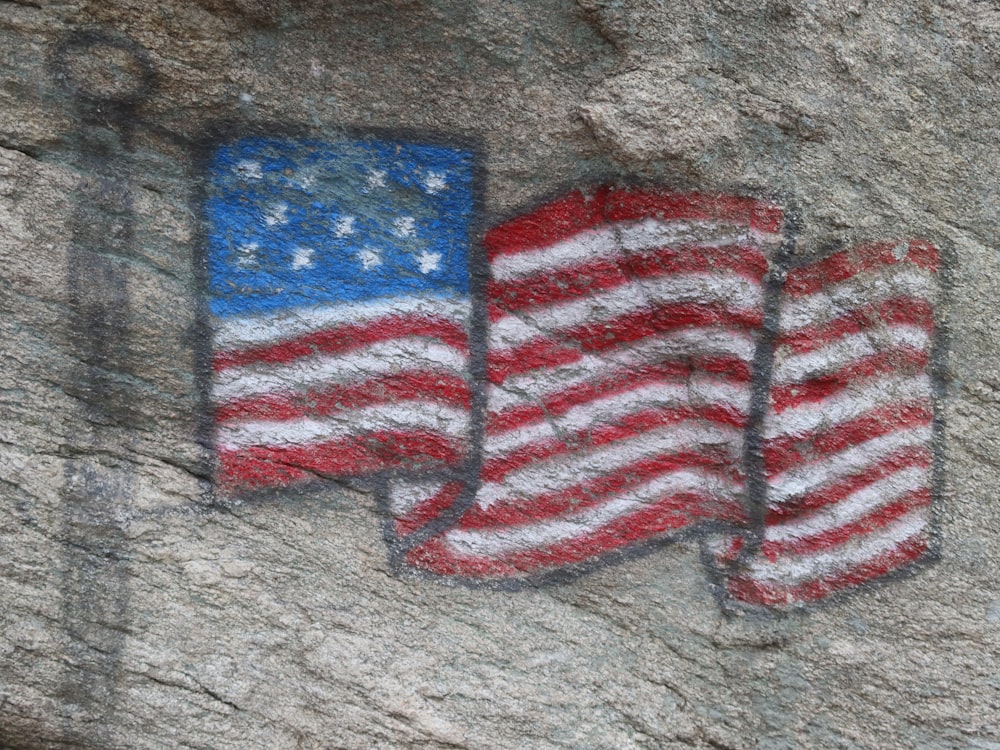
top-left (204, 137), bottom-right (476, 493)
top-left (717, 240), bottom-right (942, 607)
top-left (384, 187), bottom-right (786, 580)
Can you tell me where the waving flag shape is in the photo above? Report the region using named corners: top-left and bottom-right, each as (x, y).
top-left (203, 145), bottom-right (945, 609)
top-left (384, 188), bottom-right (786, 580)
top-left (204, 137), bottom-right (476, 492)
top-left (717, 240), bottom-right (943, 607)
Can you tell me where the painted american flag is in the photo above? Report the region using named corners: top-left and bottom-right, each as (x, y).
top-left (204, 137), bottom-right (476, 492)
top-left (384, 187), bottom-right (787, 580)
top-left (203, 143), bottom-right (944, 607)
top-left (714, 239), bottom-right (942, 607)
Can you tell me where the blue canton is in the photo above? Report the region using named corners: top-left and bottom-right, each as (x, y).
top-left (205, 137), bottom-right (475, 319)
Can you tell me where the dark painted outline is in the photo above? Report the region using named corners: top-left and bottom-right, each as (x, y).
top-left (709, 236), bottom-right (953, 616)
top-left (373, 180), bottom-right (799, 593)
top-left (189, 127), bottom-right (950, 614)
top-left (187, 122), bottom-right (490, 515)
top-left (50, 28), bottom-right (158, 746)
top-left (737, 205), bottom-right (801, 560)
top-left (52, 29), bottom-right (158, 122)
top-left (370, 187), bottom-right (950, 614)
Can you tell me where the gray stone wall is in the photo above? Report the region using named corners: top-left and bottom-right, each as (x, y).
top-left (1, 1), bottom-right (998, 748)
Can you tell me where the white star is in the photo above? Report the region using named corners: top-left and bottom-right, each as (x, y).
top-left (334, 216), bottom-right (356, 237)
top-left (366, 169), bottom-right (387, 189)
top-left (393, 216), bottom-right (417, 238)
top-left (282, 169), bottom-right (316, 192)
top-left (291, 246), bottom-right (314, 270)
top-left (264, 202), bottom-right (289, 227)
top-left (358, 248), bottom-right (382, 270)
top-left (423, 171), bottom-right (447, 194)
top-left (236, 160), bottom-right (263, 180)
top-left (416, 250), bottom-right (441, 274)
top-left (295, 174), bottom-right (317, 191)
top-left (235, 242), bottom-right (259, 268)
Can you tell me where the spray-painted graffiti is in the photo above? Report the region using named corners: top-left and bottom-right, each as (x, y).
top-left (53, 29), bottom-right (155, 744)
top-left (204, 137), bottom-right (478, 489)
top-left (386, 189), bottom-right (784, 578)
top-left (202, 136), bottom-right (945, 610)
top-left (712, 239), bottom-right (944, 606)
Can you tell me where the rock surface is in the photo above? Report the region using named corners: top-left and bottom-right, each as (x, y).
top-left (1, 1), bottom-right (998, 748)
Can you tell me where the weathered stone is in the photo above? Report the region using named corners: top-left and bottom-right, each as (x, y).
top-left (1, 1), bottom-right (998, 748)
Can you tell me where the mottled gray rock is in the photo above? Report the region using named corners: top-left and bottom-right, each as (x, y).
top-left (1, 1), bottom-right (999, 748)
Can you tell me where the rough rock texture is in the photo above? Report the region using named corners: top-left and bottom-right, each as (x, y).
top-left (1, 1), bottom-right (998, 748)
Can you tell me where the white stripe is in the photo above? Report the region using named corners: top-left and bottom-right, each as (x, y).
top-left (444, 468), bottom-right (729, 557)
top-left (703, 533), bottom-right (743, 558)
top-left (484, 380), bottom-right (748, 460)
top-left (489, 371), bottom-right (751, 422)
top-left (487, 379), bottom-right (748, 448)
top-left (212, 338), bottom-right (468, 402)
top-left (389, 479), bottom-right (452, 517)
top-left (216, 401), bottom-right (470, 450)
top-left (491, 224), bottom-right (617, 283)
top-left (764, 465), bottom-right (930, 543)
top-left (500, 273), bottom-right (761, 339)
top-left (483, 420), bottom-right (559, 459)
top-left (768, 425), bottom-right (933, 505)
top-left (772, 326), bottom-right (931, 385)
top-left (745, 510), bottom-right (929, 583)
top-left (764, 373), bottom-right (932, 439)
top-left (490, 218), bottom-right (765, 283)
top-left (489, 315), bottom-right (754, 363)
top-left (487, 329), bottom-right (754, 413)
top-left (475, 422), bottom-right (742, 509)
top-left (556, 382), bottom-right (739, 434)
top-left (213, 294), bottom-right (470, 350)
top-left (616, 217), bottom-right (779, 253)
top-left (487, 312), bottom-right (542, 352)
top-left (779, 266), bottom-right (937, 331)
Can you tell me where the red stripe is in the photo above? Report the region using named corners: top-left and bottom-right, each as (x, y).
top-left (763, 402), bottom-right (933, 476)
top-left (490, 257), bottom-right (628, 313)
top-left (216, 430), bottom-right (464, 490)
top-left (726, 535), bottom-right (929, 606)
top-left (406, 488), bottom-right (745, 579)
top-left (566, 302), bottom-right (764, 354)
top-left (484, 187), bottom-right (783, 261)
top-left (622, 242), bottom-right (767, 283)
top-left (711, 534), bottom-right (745, 565)
top-left (500, 491), bottom-right (745, 570)
top-left (462, 448), bottom-right (741, 530)
top-left (784, 240), bottom-right (939, 298)
top-left (483, 404), bottom-right (744, 484)
top-left (486, 402), bottom-right (547, 436)
top-left (215, 370), bottom-right (471, 423)
top-left (765, 445), bottom-right (932, 520)
top-left (486, 338), bottom-right (583, 384)
top-left (212, 314), bottom-right (468, 372)
top-left (394, 481), bottom-right (464, 537)
top-left (404, 536), bottom-right (513, 579)
top-left (770, 346), bottom-right (930, 414)
top-left (501, 358), bottom-right (747, 428)
top-left (761, 488), bottom-right (931, 560)
top-left (778, 298), bottom-right (935, 355)
top-left (484, 187), bottom-right (611, 260)
top-left (487, 243), bottom-right (767, 315)
top-left (604, 189), bottom-right (785, 234)
top-left (487, 305), bottom-right (759, 386)
top-left (487, 326), bottom-right (753, 387)
top-left (487, 357), bottom-right (750, 434)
